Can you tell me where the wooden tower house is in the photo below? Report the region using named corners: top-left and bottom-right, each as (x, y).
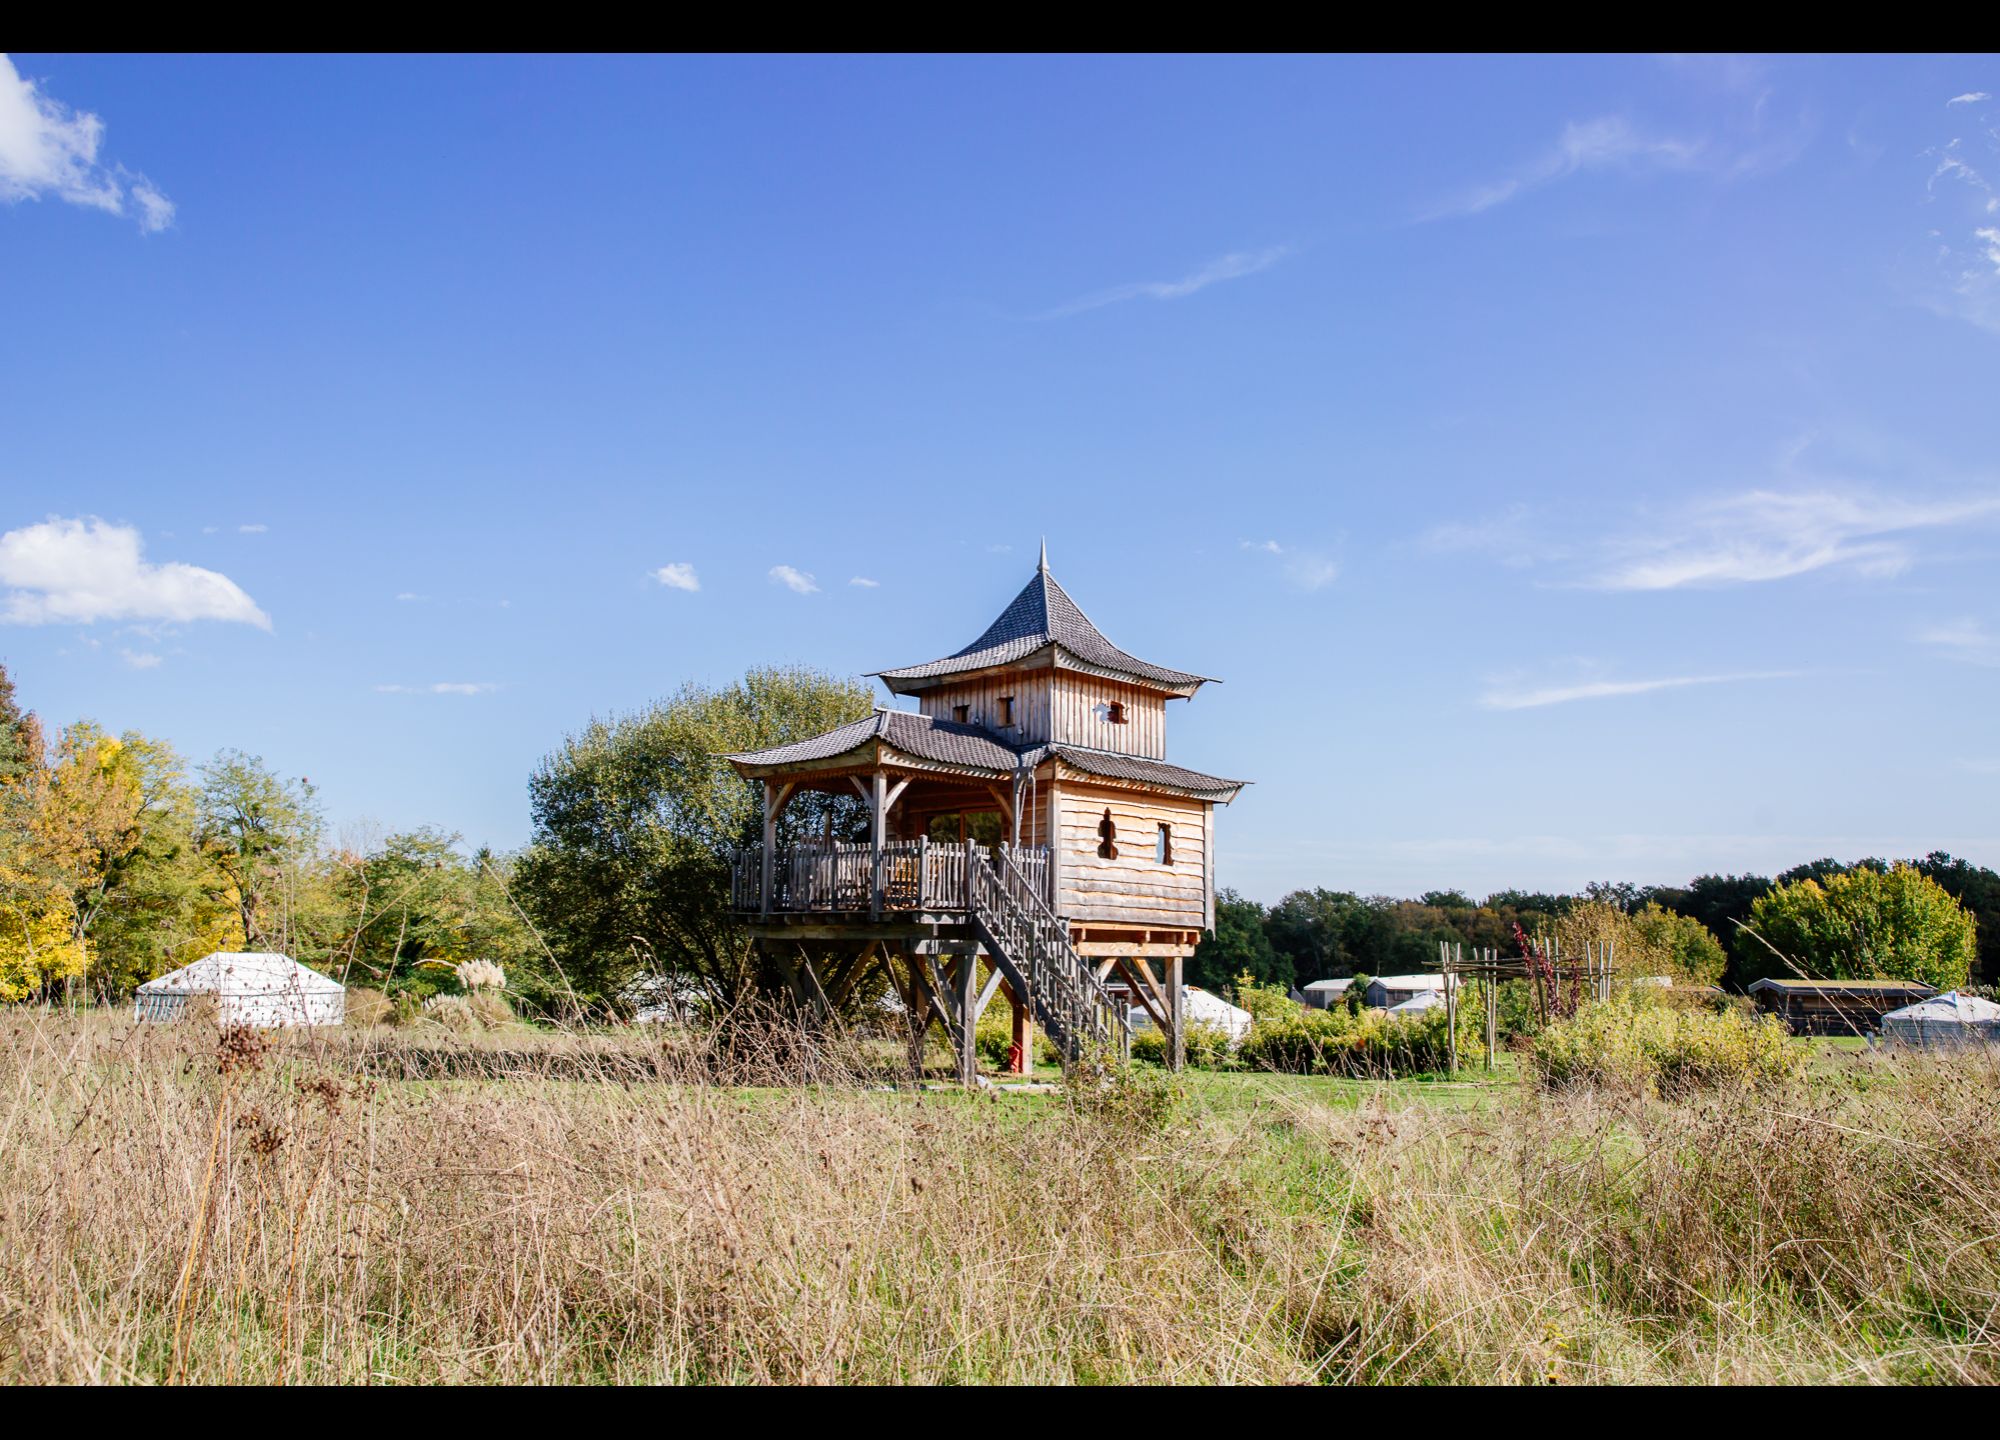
top-left (726, 545), bottom-right (1246, 1079)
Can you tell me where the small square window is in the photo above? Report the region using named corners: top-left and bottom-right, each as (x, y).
top-left (952, 704), bottom-right (969, 724)
top-left (997, 696), bottom-right (1014, 727)
top-left (1107, 701), bottom-right (1126, 725)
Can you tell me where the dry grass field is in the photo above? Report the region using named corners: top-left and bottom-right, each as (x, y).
top-left (2, 1009), bottom-right (1998, 1384)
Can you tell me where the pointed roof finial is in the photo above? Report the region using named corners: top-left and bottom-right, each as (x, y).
top-left (1038, 536), bottom-right (1048, 573)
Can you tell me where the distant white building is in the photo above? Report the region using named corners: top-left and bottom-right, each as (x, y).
top-left (1298, 978), bottom-right (1354, 1009)
top-left (1365, 974), bottom-right (1446, 1009)
top-left (135, 952), bottom-right (344, 1028)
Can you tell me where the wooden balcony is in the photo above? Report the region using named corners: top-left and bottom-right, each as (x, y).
top-left (730, 839), bottom-right (1053, 919)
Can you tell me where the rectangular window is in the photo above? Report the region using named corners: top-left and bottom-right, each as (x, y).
top-left (951, 704), bottom-right (969, 724)
top-left (1107, 701), bottom-right (1126, 724)
top-left (1156, 823), bottom-right (1173, 865)
top-left (997, 696), bottom-right (1014, 727)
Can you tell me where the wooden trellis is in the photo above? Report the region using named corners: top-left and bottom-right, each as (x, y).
top-left (1437, 937), bottom-right (1616, 1074)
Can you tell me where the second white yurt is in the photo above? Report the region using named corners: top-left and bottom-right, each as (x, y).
top-left (1387, 990), bottom-right (1448, 1017)
top-left (135, 952), bottom-right (345, 1028)
top-left (1879, 991), bottom-right (2000, 1049)
top-left (1128, 985), bottom-right (1255, 1043)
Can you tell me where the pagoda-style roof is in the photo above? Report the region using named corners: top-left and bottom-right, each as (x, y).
top-left (872, 551), bottom-right (1215, 698)
top-left (726, 709), bottom-right (1246, 802)
top-left (726, 709), bottom-right (1022, 778)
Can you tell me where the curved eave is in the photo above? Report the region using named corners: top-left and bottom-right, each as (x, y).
top-left (727, 739), bottom-right (1013, 785)
top-left (873, 643), bottom-right (1213, 700)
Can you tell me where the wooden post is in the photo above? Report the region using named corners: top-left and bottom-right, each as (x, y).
top-left (869, 771), bottom-right (886, 920)
top-left (917, 835), bottom-right (929, 910)
top-left (957, 952), bottom-right (978, 1085)
top-left (760, 781), bottom-right (777, 914)
top-left (1446, 942), bottom-right (1459, 1076)
top-left (1168, 952), bottom-right (1185, 1073)
top-left (1485, 951), bottom-right (1497, 1071)
top-left (1010, 981), bottom-right (1033, 1075)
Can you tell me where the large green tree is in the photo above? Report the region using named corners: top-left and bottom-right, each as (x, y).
top-left (1912, 852), bottom-right (2000, 986)
top-left (1738, 862), bottom-right (1977, 990)
top-left (1191, 888), bottom-right (1287, 991)
top-left (515, 665), bottom-right (873, 1011)
top-left (196, 750), bottom-right (322, 951)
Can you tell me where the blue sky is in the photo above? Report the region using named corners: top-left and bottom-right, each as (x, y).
top-left (4, 53), bottom-right (1999, 902)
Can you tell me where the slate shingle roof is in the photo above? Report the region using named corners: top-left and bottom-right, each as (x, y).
top-left (1021, 744), bottom-right (1246, 801)
top-left (873, 561), bottom-right (1213, 694)
top-left (725, 709), bottom-right (1023, 773)
top-left (729, 714), bottom-right (1247, 801)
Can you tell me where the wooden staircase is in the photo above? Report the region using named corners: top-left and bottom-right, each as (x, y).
top-left (970, 846), bottom-right (1129, 1063)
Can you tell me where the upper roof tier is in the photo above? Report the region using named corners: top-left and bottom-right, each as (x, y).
top-left (872, 550), bottom-right (1216, 698)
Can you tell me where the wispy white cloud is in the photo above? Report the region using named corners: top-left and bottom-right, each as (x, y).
top-left (1583, 489), bottom-right (2000, 591)
top-left (374, 682), bottom-right (499, 696)
top-left (1037, 246), bottom-right (1292, 320)
top-left (394, 591), bottom-right (426, 603)
top-left (1480, 670), bottom-right (1798, 711)
top-left (237, 523), bottom-right (267, 535)
top-left (1431, 116), bottom-right (1713, 219)
top-left (0, 54), bottom-right (173, 232)
top-left (1918, 616), bottom-right (2000, 666)
top-left (119, 648), bottom-right (162, 670)
top-left (1241, 537), bottom-right (1337, 590)
top-left (1419, 504), bottom-right (1539, 566)
top-left (0, 517), bottom-right (269, 628)
top-left (769, 564), bottom-right (818, 595)
top-left (651, 562), bottom-right (699, 592)
top-left (1427, 63), bottom-right (1810, 223)
top-left (848, 576), bottom-right (880, 588)
top-left (1917, 126), bottom-right (2000, 331)
top-left (1948, 92), bottom-right (1991, 106)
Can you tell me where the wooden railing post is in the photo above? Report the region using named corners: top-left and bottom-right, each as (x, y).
top-left (760, 785), bottom-right (776, 915)
top-left (870, 772), bottom-right (886, 920)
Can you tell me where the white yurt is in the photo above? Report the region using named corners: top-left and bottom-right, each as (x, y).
top-left (135, 951), bottom-right (345, 1028)
top-left (1879, 991), bottom-right (2000, 1049)
top-left (1387, 990), bottom-right (1447, 1016)
top-left (1128, 985), bottom-right (1255, 1043)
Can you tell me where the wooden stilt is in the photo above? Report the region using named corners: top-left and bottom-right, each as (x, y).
top-left (1009, 980), bottom-right (1032, 1075)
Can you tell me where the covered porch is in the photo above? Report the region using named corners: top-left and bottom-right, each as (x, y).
top-left (726, 707), bottom-right (1052, 921)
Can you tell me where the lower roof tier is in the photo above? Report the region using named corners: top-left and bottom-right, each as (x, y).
top-left (725, 708), bottom-right (1247, 804)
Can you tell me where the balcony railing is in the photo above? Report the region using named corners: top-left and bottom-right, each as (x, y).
top-left (730, 839), bottom-right (1053, 916)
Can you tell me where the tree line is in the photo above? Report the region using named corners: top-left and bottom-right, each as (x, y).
top-left (3, 657), bottom-right (1989, 1013)
top-left (1193, 854), bottom-right (1994, 997)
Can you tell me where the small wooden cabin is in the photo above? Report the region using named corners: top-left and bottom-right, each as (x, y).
top-left (1748, 978), bottom-right (1938, 1036)
top-left (725, 547), bottom-right (1246, 1079)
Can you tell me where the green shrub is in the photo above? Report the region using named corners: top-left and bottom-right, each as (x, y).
top-left (1238, 1003), bottom-right (1476, 1077)
top-left (974, 1009), bottom-right (1060, 1071)
top-left (1530, 998), bottom-right (1802, 1096)
top-left (1129, 1020), bottom-right (1233, 1068)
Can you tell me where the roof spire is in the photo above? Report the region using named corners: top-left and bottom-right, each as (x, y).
top-left (1038, 536), bottom-right (1048, 573)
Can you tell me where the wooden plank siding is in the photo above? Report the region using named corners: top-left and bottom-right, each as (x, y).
top-left (1052, 784), bottom-right (1209, 931)
top-left (1046, 672), bottom-right (1168, 758)
top-left (917, 676), bottom-right (1053, 746)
